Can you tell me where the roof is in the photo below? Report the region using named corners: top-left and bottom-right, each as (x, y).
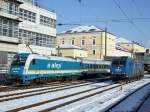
top-left (116, 37), bottom-right (132, 44)
top-left (61, 25), bottom-right (103, 34)
top-left (116, 44), bottom-right (129, 52)
top-left (12, 0), bottom-right (23, 4)
top-left (116, 37), bottom-right (144, 47)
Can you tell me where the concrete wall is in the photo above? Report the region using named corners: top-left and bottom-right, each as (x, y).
top-left (0, 42), bottom-right (18, 53)
top-left (19, 3), bottom-right (56, 36)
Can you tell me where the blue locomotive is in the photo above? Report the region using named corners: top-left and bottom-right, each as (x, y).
top-left (9, 53), bottom-right (110, 84)
top-left (111, 56), bottom-right (144, 81)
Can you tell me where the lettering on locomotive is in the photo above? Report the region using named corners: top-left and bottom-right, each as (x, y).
top-left (47, 63), bottom-right (62, 69)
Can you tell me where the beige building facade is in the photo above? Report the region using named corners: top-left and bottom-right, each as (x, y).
top-left (57, 45), bottom-right (88, 58)
top-left (118, 43), bottom-right (145, 53)
top-left (57, 26), bottom-right (117, 59)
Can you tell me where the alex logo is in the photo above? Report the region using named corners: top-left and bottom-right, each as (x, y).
top-left (47, 63), bottom-right (62, 69)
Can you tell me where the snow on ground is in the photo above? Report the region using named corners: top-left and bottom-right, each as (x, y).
top-left (0, 76), bottom-right (150, 112)
top-left (0, 81), bottom-right (111, 111)
top-left (52, 78), bottom-right (150, 112)
top-left (19, 84), bottom-right (119, 112)
top-left (111, 83), bottom-right (150, 112)
top-left (0, 82), bottom-right (98, 101)
top-left (0, 84), bottom-right (59, 97)
top-left (0, 81), bottom-right (94, 97)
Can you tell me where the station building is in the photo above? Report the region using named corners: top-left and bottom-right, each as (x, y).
top-left (57, 44), bottom-right (88, 58)
top-left (57, 25), bottom-right (116, 60)
top-left (117, 38), bottom-right (145, 53)
top-left (0, 0), bottom-right (56, 74)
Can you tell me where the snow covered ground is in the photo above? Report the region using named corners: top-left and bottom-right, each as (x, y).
top-left (0, 81), bottom-right (112, 111)
top-left (53, 77), bottom-right (150, 112)
top-left (0, 75), bottom-right (150, 112)
top-left (0, 81), bottom-right (84, 97)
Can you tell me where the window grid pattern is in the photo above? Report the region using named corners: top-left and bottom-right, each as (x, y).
top-left (19, 29), bottom-right (56, 48)
top-left (0, 17), bottom-right (19, 38)
top-left (0, 0), bottom-right (19, 16)
top-left (19, 8), bottom-right (36, 22)
top-left (40, 15), bottom-right (56, 28)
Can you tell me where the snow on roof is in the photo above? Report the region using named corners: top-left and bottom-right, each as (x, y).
top-left (62, 25), bottom-right (102, 34)
top-left (116, 44), bottom-right (129, 52)
top-left (59, 44), bottom-right (82, 49)
top-left (116, 37), bottom-right (144, 47)
top-left (116, 37), bottom-right (132, 44)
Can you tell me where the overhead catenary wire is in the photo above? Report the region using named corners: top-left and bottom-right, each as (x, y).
top-left (131, 0), bottom-right (143, 16)
top-left (112, 0), bottom-right (148, 39)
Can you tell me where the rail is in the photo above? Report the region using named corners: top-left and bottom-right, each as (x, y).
top-left (0, 78), bottom-right (110, 103)
top-left (6, 84), bottom-right (119, 112)
top-left (105, 82), bottom-right (150, 112)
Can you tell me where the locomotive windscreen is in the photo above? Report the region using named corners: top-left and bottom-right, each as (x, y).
top-left (11, 54), bottom-right (28, 66)
top-left (112, 59), bottom-right (126, 67)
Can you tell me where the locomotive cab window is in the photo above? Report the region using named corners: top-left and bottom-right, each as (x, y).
top-left (112, 60), bottom-right (126, 66)
top-left (31, 59), bottom-right (36, 65)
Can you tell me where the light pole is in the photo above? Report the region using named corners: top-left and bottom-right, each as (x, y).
top-left (104, 28), bottom-right (107, 58)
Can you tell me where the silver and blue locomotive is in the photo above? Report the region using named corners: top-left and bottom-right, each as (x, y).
top-left (111, 56), bottom-right (144, 81)
top-left (9, 53), bottom-right (110, 84)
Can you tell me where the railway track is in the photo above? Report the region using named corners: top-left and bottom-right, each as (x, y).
top-left (105, 82), bottom-right (150, 112)
top-left (5, 84), bottom-right (121, 112)
top-left (0, 78), bottom-right (149, 112)
top-left (0, 78), bottom-right (111, 103)
top-left (0, 81), bottom-right (86, 98)
top-left (1, 77), bottom-right (110, 92)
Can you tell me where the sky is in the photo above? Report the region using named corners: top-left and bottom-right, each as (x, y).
top-left (38, 0), bottom-right (150, 48)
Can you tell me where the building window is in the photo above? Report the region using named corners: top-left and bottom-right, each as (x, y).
top-left (93, 38), bottom-right (96, 45)
top-left (19, 29), bottom-right (56, 48)
top-left (19, 8), bottom-right (36, 23)
top-left (0, 17), bottom-right (19, 38)
top-left (0, 0), bottom-right (19, 16)
top-left (72, 40), bottom-right (75, 45)
top-left (62, 40), bottom-right (64, 44)
top-left (40, 15), bottom-right (56, 28)
top-left (81, 39), bottom-right (85, 45)
top-left (93, 50), bottom-right (96, 55)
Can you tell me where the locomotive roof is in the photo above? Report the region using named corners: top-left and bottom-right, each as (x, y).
top-left (29, 53), bottom-right (81, 62)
